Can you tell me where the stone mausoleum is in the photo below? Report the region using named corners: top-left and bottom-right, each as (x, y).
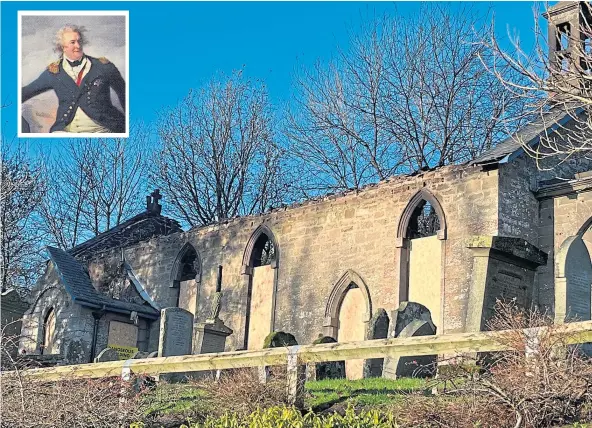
top-left (18, 2), bottom-right (592, 378)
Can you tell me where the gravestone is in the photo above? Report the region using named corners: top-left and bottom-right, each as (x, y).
top-left (363, 309), bottom-right (390, 378)
top-left (158, 307), bottom-right (194, 357)
top-left (193, 291), bottom-right (233, 355)
top-left (389, 302), bottom-right (434, 338)
top-left (260, 331), bottom-right (301, 385)
top-left (383, 319), bottom-right (437, 378)
top-left (262, 331), bottom-right (297, 348)
top-left (382, 301), bottom-right (437, 379)
top-left (194, 318), bottom-right (233, 354)
top-left (94, 347), bottom-right (119, 363)
top-left (307, 335), bottom-right (345, 381)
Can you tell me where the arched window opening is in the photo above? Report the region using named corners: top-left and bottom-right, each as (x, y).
top-left (42, 308), bottom-right (56, 355)
top-left (396, 189), bottom-right (446, 332)
top-left (242, 226), bottom-right (280, 350)
top-left (408, 200), bottom-right (440, 239)
top-left (178, 246), bottom-right (198, 282)
top-left (252, 234), bottom-right (276, 267)
top-left (172, 244), bottom-right (201, 314)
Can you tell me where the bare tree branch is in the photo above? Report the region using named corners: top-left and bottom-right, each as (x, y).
top-left (286, 4), bottom-right (528, 196)
top-left (152, 72), bottom-right (290, 227)
top-left (0, 143), bottom-right (46, 294)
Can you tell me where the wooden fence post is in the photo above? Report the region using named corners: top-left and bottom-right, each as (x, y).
top-left (286, 346), bottom-right (305, 409)
top-left (524, 327), bottom-right (541, 377)
top-left (258, 366), bottom-right (270, 384)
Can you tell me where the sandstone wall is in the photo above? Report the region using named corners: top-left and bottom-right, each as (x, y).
top-left (89, 164), bottom-right (500, 350)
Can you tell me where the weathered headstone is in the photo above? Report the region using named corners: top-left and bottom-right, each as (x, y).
top-left (390, 302), bottom-right (434, 338)
top-left (382, 301), bottom-right (437, 379)
top-left (307, 335), bottom-right (345, 381)
top-left (263, 331), bottom-right (298, 348)
top-left (158, 307), bottom-right (194, 357)
top-left (194, 318), bottom-right (233, 354)
top-left (258, 331), bottom-right (299, 383)
top-left (363, 309), bottom-right (390, 377)
top-left (94, 347), bottom-right (120, 363)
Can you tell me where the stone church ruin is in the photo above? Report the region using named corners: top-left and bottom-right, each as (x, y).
top-left (17, 2), bottom-right (592, 379)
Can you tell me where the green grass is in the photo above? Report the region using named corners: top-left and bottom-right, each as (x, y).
top-left (142, 383), bottom-right (208, 416)
top-left (305, 377), bottom-right (429, 409)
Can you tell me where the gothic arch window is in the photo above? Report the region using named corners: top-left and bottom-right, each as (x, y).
top-left (41, 308), bottom-right (56, 355)
top-left (170, 243), bottom-right (201, 311)
top-left (171, 243), bottom-right (200, 287)
top-left (395, 189), bottom-right (446, 331)
top-left (396, 189), bottom-right (446, 244)
top-left (407, 200), bottom-right (441, 239)
top-left (242, 225), bottom-right (279, 270)
top-left (241, 225), bottom-right (280, 349)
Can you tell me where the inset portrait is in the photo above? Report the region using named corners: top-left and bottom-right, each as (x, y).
top-left (19, 11), bottom-right (129, 137)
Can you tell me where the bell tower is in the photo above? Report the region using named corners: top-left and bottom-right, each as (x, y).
top-left (545, 1), bottom-right (592, 91)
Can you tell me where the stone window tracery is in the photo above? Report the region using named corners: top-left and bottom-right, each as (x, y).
top-left (407, 200), bottom-right (441, 239)
top-left (252, 234), bottom-right (276, 267)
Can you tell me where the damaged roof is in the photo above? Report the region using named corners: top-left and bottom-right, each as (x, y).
top-left (47, 246), bottom-right (160, 318)
top-left (68, 190), bottom-right (183, 259)
top-left (471, 105), bottom-right (582, 166)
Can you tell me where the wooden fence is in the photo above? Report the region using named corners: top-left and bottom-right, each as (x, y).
top-left (4, 320), bottom-right (592, 407)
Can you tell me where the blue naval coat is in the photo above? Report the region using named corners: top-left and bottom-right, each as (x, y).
top-left (22, 56), bottom-right (126, 133)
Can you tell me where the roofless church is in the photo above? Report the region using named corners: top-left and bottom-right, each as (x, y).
top-left (16, 2), bottom-right (592, 378)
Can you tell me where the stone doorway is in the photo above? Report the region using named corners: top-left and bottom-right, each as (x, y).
top-left (324, 270), bottom-right (372, 380)
top-left (337, 284), bottom-right (366, 379)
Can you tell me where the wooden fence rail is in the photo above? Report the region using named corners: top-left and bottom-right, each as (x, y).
top-left (4, 320), bottom-right (592, 407)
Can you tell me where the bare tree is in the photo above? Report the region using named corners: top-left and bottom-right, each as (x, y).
top-left (0, 144), bottom-right (46, 293)
top-left (286, 5), bottom-right (528, 196)
top-left (152, 72), bottom-right (289, 227)
top-left (482, 2), bottom-right (592, 162)
top-left (39, 128), bottom-right (149, 249)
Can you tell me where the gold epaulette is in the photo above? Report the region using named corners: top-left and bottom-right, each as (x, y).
top-left (47, 60), bottom-right (60, 74)
top-left (98, 57), bottom-right (110, 64)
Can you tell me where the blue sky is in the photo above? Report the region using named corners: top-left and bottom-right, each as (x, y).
top-left (1, 1), bottom-right (544, 152)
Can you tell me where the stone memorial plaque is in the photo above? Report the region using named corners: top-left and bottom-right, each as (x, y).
top-left (158, 307), bottom-right (194, 357)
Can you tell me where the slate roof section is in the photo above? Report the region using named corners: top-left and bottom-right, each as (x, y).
top-left (68, 211), bottom-right (183, 260)
top-left (47, 246), bottom-right (160, 318)
top-left (470, 106), bottom-right (580, 165)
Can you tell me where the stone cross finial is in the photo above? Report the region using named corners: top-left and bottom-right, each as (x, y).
top-left (146, 189), bottom-right (162, 214)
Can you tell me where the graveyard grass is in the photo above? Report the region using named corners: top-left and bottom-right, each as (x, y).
top-left (142, 376), bottom-right (428, 418)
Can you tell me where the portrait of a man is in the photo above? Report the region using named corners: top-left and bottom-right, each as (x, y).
top-left (19, 12), bottom-right (128, 136)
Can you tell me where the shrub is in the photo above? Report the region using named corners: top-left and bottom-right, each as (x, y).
top-left (185, 405), bottom-right (398, 428)
top-left (435, 301), bottom-right (592, 428)
top-left (1, 375), bottom-right (146, 428)
top-left (193, 368), bottom-right (289, 418)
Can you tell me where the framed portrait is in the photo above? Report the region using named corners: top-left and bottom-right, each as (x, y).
top-left (18, 11), bottom-right (129, 138)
